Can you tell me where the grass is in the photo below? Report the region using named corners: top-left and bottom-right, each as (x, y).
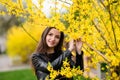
top-left (0, 69), bottom-right (37, 80)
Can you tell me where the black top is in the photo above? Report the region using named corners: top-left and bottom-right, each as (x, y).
top-left (31, 50), bottom-right (84, 80)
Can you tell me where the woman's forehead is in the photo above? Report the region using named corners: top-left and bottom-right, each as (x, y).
top-left (49, 28), bottom-right (60, 35)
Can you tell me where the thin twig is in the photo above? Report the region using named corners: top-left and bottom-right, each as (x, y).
top-left (91, 0), bottom-right (113, 46)
top-left (58, 0), bottom-right (71, 5)
top-left (107, 0), bottom-right (118, 51)
top-left (83, 41), bottom-right (110, 63)
top-left (100, 0), bottom-right (120, 28)
top-left (21, 24), bottom-right (38, 43)
top-left (92, 21), bottom-right (115, 55)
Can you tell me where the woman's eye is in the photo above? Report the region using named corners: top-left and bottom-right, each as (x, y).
top-left (48, 33), bottom-right (53, 36)
top-left (55, 36), bottom-right (60, 39)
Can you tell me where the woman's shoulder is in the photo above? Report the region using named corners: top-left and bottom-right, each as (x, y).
top-left (31, 52), bottom-right (45, 58)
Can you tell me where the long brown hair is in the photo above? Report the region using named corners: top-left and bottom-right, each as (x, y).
top-left (35, 27), bottom-right (64, 54)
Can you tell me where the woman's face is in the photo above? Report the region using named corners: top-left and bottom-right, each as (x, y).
top-left (46, 28), bottom-right (61, 48)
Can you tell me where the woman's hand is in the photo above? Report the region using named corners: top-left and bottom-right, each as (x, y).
top-left (68, 39), bottom-right (75, 52)
top-left (75, 38), bottom-right (83, 55)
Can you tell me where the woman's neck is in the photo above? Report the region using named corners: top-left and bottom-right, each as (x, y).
top-left (47, 48), bottom-right (54, 54)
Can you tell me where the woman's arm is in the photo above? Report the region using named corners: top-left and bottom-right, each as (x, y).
top-left (31, 54), bottom-right (50, 73)
top-left (75, 38), bottom-right (84, 70)
top-left (69, 51), bottom-right (84, 70)
top-left (75, 51), bottom-right (84, 70)
top-left (51, 50), bottom-right (72, 69)
top-left (51, 40), bottom-right (74, 69)
top-left (31, 50), bottom-right (72, 72)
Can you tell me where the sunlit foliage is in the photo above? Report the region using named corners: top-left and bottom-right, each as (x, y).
top-left (6, 22), bottom-right (46, 63)
top-left (0, 0), bottom-right (120, 79)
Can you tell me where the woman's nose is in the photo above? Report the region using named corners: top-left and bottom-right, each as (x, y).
top-left (51, 36), bottom-right (55, 41)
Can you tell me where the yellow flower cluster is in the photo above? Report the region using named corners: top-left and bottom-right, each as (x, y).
top-left (47, 58), bottom-right (83, 80)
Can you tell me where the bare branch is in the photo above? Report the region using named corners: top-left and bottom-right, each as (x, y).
top-left (91, 0), bottom-right (113, 45)
top-left (83, 41), bottom-right (110, 63)
top-left (58, 0), bottom-right (71, 5)
top-left (21, 24), bottom-right (38, 43)
top-left (107, 0), bottom-right (118, 51)
top-left (92, 21), bottom-right (115, 54)
top-left (99, 0), bottom-right (120, 28)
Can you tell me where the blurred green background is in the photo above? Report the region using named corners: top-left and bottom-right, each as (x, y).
top-left (0, 69), bottom-right (36, 80)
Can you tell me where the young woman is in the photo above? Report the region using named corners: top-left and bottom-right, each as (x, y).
top-left (31, 27), bottom-right (84, 80)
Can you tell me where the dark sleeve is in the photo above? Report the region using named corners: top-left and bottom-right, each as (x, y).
top-left (51, 50), bottom-right (72, 69)
top-left (31, 50), bottom-right (72, 72)
top-left (31, 54), bottom-right (50, 73)
top-left (69, 58), bottom-right (76, 68)
top-left (75, 51), bottom-right (84, 70)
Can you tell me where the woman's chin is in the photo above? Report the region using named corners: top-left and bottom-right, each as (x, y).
top-left (48, 45), bottom-right (55, 48)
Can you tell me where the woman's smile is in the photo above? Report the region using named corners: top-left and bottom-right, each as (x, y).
top-left (48, 40), bottom-right (55, 45)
